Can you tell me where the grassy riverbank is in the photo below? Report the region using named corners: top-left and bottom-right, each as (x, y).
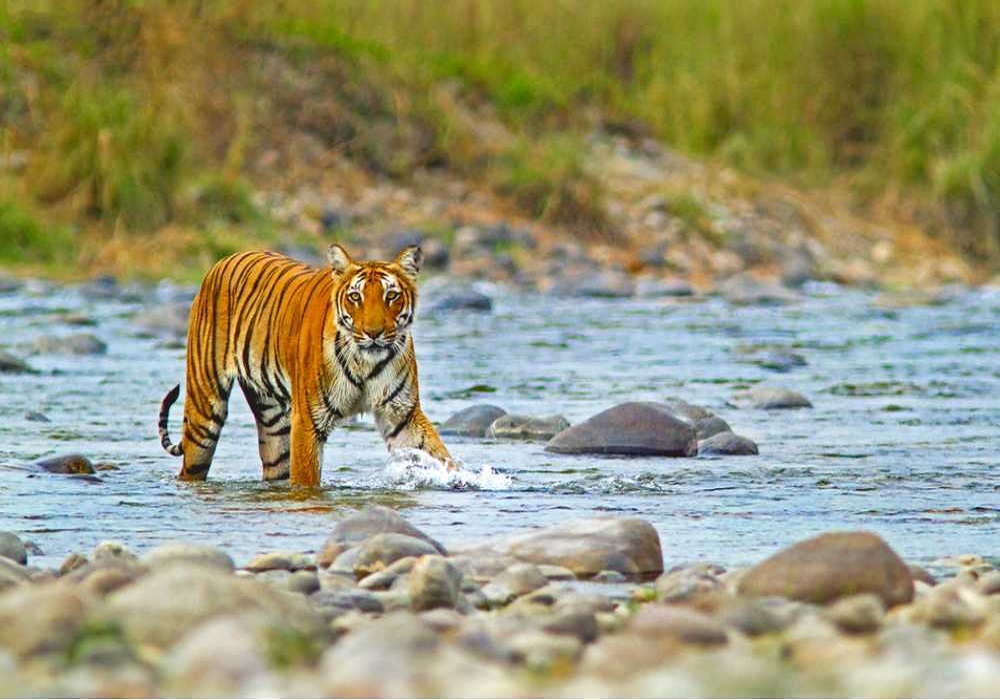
top-left (0, 0), bottom-right (997, 278)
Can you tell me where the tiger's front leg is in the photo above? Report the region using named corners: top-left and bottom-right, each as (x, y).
top-left (289, 405), bottom-right (324, 487)
top-left (375, 401), bottom-right (453, 468)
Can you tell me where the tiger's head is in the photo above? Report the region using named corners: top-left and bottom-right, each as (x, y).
top-left (328, 244), bottom-right (421, 355)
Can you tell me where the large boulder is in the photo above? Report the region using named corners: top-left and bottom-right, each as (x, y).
top-left (317, 506), bottom-right (445, 568)
top-left (97, 563), bottom-right (318, 648)
top-left (737, 531), bottom-right (914, 607)
top-left (456, 518), bottom-right (663, 579)
top-left (440, 405), bottom-right (507, 437)
top-left (546, 402), bottom-right (697, 457)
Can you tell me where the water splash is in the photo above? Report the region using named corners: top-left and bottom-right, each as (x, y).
top-left (381, 449), bottom-right (512, 490)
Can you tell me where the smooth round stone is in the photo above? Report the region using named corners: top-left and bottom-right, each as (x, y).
top-left (354, 534), bottom-right (441, 578)
top-left (730, 385), bottom-right (812, 410)
top-left (286, 570), bottom-right (320, 595)
top-left (244, 551), bottom-right (314, 572)
top-left (316, 505), bottom-right (445, 568)
top-left (628, 605), bottom-right (728, 646)
top-left (141, 543), bottom-right (235, 572)
top-left (36, 454), bottom-right (95, 475)
top-left (824, 593), bottom-right (885, 634)
top-left (440, 405), bottom-right (508, 437)
top-left (92, 541), bottom-right (138, 563)
top-left (542, 611), bottom-right (600, 643)
top-left (546, 402), bottom-right (697, 457)
top-left (408, 556), bottom-right (463, 611)
top-left (136, 302), bottom-right (191, 340)
top-left (486, 414), bottom-right (570, 440)
top-left (737, 531), bottom-right (914, 607)
top-left (0, 533), bottom-right (27, 565)
top-left (698, 431), bottom-right (759, 456)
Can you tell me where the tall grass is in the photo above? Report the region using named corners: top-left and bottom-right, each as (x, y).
top-left (273, 0), bottom-right (1000, 257)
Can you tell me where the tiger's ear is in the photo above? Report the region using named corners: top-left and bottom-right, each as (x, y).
top-left (327, 244), bottom-right (353, 275)
top-left (394, 245), bottom-right (422, 279)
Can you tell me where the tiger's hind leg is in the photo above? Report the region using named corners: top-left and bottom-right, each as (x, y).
top-left (240, 382), bottom-right (291, 481)
top-left (179, 376), bottom-right (234, 481)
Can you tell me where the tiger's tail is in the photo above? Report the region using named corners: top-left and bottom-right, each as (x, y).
top-left (159, 384), bottom-right (184, 456)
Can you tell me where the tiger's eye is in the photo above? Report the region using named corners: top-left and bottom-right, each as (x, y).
top-left (386, 291), bottom-right (399, 302)
top-left (347, 291), bottom-right (362, 304)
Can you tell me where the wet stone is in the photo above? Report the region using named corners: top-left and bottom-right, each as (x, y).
top-left (824, 593), bottom-right (885, 634)
top-left (22, 332), bottom-right (107, 356)
top-left (408, 556), bottom-right (463, 611)
top-left (427, 290), bottom-right (493, 313)
top-left (317, 505), bottom-right (446, 568)
top-left (23, 411), bottom-right (50, 422)
top-left (141, 543), bottom-right (235, 572)
top-left (354, 534), bottom-right (441, 578)
top-left (629, 605), bottom-right (729, 646)
top-left (0, 351), bottom-right (34, 375)
top-left (546, 402), bottom-right (698, 457)
top-left (440, 405), bottom-right (508, 437)
top-left (698, 431), bottom-right (759, 456)
top-left (486, 414), bottom-right (571, 440)
top-left (245, 551), bottom-right (314, 572)
top-left (36, 454), bottom-right (95, 475)
top-left (310, 589), bottom-right (384, 619)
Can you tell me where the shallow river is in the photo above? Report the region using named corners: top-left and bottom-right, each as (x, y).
top-left (1, 279), bottom-right (997, 572)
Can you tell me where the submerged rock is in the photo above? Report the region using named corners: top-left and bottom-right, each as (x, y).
top-left (36, 454), bottom-right (95, 475)
top-left (316, 506), bottom-right (445, 568)
top-left (427, 290), bottom-right (493, 313)
top-left (546, 402), bottom-right (697, 457)
top-left (0, 351), bottom-right (34, 375)
top-left (136, 302), bottom-right (190, 340)
top-left (440, 405), bottom-right (507, 437)
top-left (459, 517), bottom-right (663, 579)
top-left (730, 385), bottom-right (812, 410)
top-left (737, 531), bottom-right (914, 607)
top-left (718, 275), bottom-right (799, 305)
top-left (698, 431), bottom-right (759, 456)
top-left (22, 332), bottom-right (107, 356)
top-left (486, 414), bottom-right (570, 440)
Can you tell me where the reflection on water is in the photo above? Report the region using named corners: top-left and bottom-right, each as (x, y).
top-left (0, 281), bottom-right (997, 571)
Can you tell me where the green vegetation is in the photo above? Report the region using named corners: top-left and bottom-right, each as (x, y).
top-left (0, 0), bottom-right (997, 267)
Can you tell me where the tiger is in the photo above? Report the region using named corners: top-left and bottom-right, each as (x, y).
top-left (158, 244), bottom-right (453, 487)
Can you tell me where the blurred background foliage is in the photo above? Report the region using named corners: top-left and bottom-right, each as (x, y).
top-left (0, 0), bottom-right (997, 270)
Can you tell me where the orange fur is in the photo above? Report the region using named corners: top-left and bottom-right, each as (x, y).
top-left (158, 245), bottom-right (452, 486)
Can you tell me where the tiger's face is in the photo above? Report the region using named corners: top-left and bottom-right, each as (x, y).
top-left (328, 244), bottom-right (421, 355)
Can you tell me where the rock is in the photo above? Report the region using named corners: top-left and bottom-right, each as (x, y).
top-left (655, 568), bottom-right (724, 604)
top-left (754, 350), bottom-right (808, 372)
top-left (164, 616), bottom-right (270, 692)
top-left (310, 589), bottom-right (384, 619)
top-left (141, 543), bottom-right (235, 572)
top-left (538, 565), bottom-right (576, 581)
top-left (0, 582), bottom-right (90, 656)
top-left (0, 557), bottom-right (30, 591)
top-left (486, 414), bottom-right (570, 440)
top-left (427, 290), bottom-right (492, 313)
top-left (92, 541), bottom-right (138, 563)
top-left (548, 270), bottom-right (635, 298)
top-left (542, 611), bottom-right (600, 643)
top-left (0, 351), bottom-right (34, 375)
top-left (737, 531), bottom-right (914, 607)
top-left (730, 385), bottom-right (812, 410)
top-left (593, 570), bottom-right (628, 583)
top-left (481, 563), bottom-right (549, 607)
top-left (440, 405), bottom-right (508, 437)
top-left (354, 534), bottom-right (441, 578)
top-left (824, 593), bottom-right (884, 634)
top-left (317, 505), bottom-right (445, 568)
top-left (98, 564), bottom-right (317, 648)
top-left (408, 556), bottom-right (463, 611)
top-left (718, 599), bottom-right (791, 636)
top-left (136, 302), bottom-right (190, 339)
top-left (634, 278), bottom-right (695, 298)
top-left (24, 411), bottom-right (50, 422)
top-left (907, 587), bottom-right (985, 629)
top-left (505, 629), bottom-right (583, 667)
top-left (78, 276), bottom-right (120, 300)
top-left (977, 571), bottom-right (1000, 595)
top-left (245, 551), bottom-right (314, 572)
top-left (36, 453), bottom-right (95, 475)
top-left (718, 274), bottom-right (799, 305)
top-left (546, 402), bottom-right (697, 457)
top-left (459, 517), bottom-right (663, 579)
top-left (909, 565), bottom-right (938, 587)
top-left (286, 570), bottom-right (320, 595)
top-left (629, 605), bottom-right (728, 646)
top-left (0, 533), bottom-right (27, 565)
top-left (23, 332), bottom-right (106, 356)
top-left (660, 399), bottom-right (731, 440)
top-left (59, 553), bottom-right (89, 576)
top-left (698, 431), bottom-right (759, 456)
top-left (358, 556), bottom-right (417, 590)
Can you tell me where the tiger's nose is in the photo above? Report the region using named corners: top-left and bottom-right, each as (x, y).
top-left (365, 329), bottom-right (384, 341)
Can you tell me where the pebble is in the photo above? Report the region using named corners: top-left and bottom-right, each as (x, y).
top-left (408, 556), bottom-right (463, 611)
top-left (824, 594), bottom-right (885, 634)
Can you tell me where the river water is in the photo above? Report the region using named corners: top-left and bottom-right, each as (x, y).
top-left (0, 279), bottom-right (996, 572)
